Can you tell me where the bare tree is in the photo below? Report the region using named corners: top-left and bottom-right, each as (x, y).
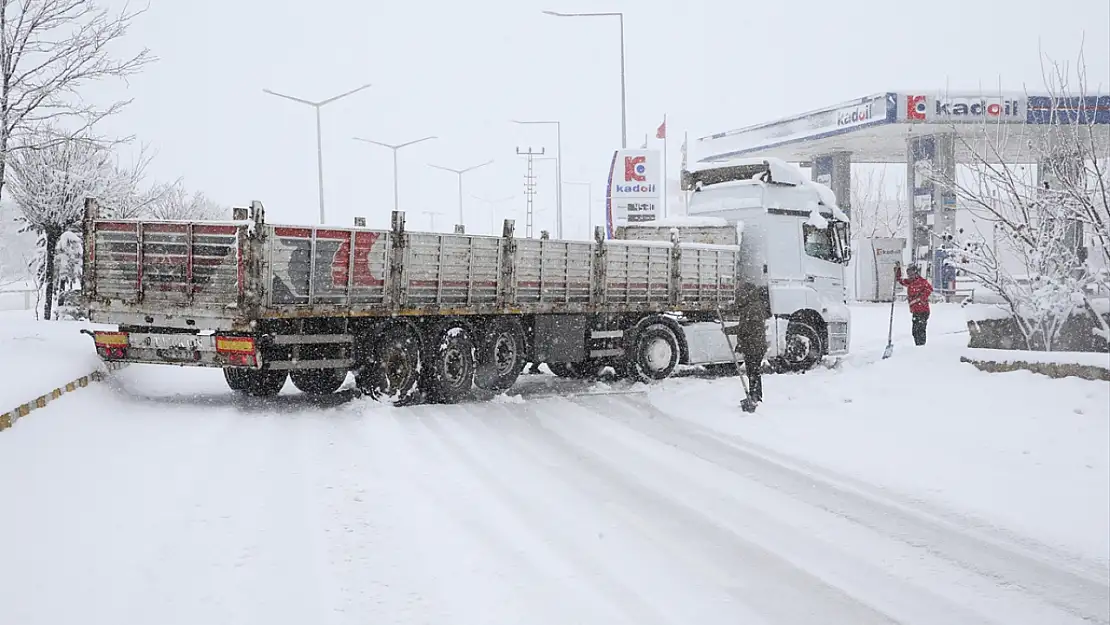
top-left (930, 49), bottom-right (1110, 348)
top-left (8, 124), bottom-right (155, 319)
top-left (0, 0), bottom-right (154, 201)
top-left (850, 167), bottom-right (907, 240)
top-left (145, 182), bottom-right (225, 221)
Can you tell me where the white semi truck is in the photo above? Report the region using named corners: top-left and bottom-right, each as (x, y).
top-left (81, 157), bottom-right (850, 404)
top-left (683, 156), bottom-right (853, 370)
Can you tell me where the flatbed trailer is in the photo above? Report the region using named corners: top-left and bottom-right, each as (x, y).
top-left (82, 199), bottom-right (752, 404)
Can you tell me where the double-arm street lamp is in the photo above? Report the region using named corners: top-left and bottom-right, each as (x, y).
top-left (542, 10), bottom-right (627, 149)
top-left (262, 83), bottom-right (373, 224)
top-left (353, 135), bottom-right (437, 214)
top-left (428, 160), bottom-right (494, 227)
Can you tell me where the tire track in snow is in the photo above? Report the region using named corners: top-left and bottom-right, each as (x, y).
top-left (592, 393), bottom-right (1110, 625)
top-left (642, 388), bottom-right (1109, 582)
top-left (468, 397), bottom-right (905, 624)
top-left (549, 395), bottom-right (1035, 625)
top-left (413, 406), bottom-right (687, 625)
top-left (368, 405), bottom-right (591, 625)
top-left (121, 411), bottom-right (338, 625)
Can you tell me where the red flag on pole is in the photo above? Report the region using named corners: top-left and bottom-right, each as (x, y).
top-left (656, 118), bottom-right (666, 139)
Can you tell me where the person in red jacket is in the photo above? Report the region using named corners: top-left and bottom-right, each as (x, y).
top-left (895, 262), bottom-right (934, 346)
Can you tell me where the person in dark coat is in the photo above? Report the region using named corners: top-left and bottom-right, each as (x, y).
top-left (895, 262), bottom-right (934, 346)
top-left (723, 285), bottom-right (772, 404)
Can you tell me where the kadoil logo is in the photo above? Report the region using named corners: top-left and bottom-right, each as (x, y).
top-left (614, 155), bottom-right (656, 194)
top-left (624, 156), bottom-right (647, 182)
top-left (907, 95), bottom-right (927, 120)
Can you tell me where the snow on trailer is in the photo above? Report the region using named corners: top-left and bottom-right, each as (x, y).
top-left (81, 199), bottom-right (760, 406)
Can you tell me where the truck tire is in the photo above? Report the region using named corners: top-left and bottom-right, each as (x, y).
top-left (627, 323), bottom-right (680, 383)
top-left (475, 318), bottom-right (526, 393)
top-left (422, 323), bottom-right (477, 404)
top-left (290, 369), bottom-right (347, 395)
top-left (356, 323), bottom-right (422, 406)
top-left (223, 367), bottom-right (251, 392)
top-left (247, 368), bottom-right (288, 397)
top-left (774, 320), bottom-right (823, 372)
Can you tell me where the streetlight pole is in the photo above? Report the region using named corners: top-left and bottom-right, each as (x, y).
top-left (428, 160), bottom-right (494, 228)
top-left (512, 119), bottom-right (564, 238)
top-left (353, 135), bottom-right (437, 214)
top-left (542, 10), bottom-right (626, 149)
top-left (472, 195), bottom-right (518, 234)
top-left (565, 180), bottom-right (593, 238)
top-left (422, 210), bottom-right (445, 232)
top-left (262, 83), bottom-right (372, 224)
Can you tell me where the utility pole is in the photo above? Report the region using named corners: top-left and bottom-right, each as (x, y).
top-left (512, 119), bottom-right (564, 238)
top-left (517, 147), bottom-right (545, 238)
top-left (422, 210), bottom-right (445, 232)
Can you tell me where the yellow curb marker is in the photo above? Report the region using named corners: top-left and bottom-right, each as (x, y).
top-left (0, 362), bottom-right (127, 433)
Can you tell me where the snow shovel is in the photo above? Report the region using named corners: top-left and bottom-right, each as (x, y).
top-left (715, 306), bottom-right (759, 414)
top-left (882, 280), bottom-right (897, 359)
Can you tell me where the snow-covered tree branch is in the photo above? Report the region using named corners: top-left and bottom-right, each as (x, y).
top-left (145, 182), bottom-right (225, 221)
top-left (850, 167), bottom-right (906, 241)
top-left (8, 124), bottom-right (156, 319)
top-left (0, 0), bottom-right (154, 201)
top-left (926, 49), bottom-right (1110, 349)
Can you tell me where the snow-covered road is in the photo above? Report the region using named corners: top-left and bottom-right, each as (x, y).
top-left (1, 304), bottom-right (1107, 624)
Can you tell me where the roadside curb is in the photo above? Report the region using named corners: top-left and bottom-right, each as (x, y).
top-left (960, 356), bottom-right (1110, 381)
top-left (0, 362), bottom-right (128, 433)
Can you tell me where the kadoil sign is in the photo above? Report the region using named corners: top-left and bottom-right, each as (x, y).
top-left (905, 93), bottom-right (1025, 122)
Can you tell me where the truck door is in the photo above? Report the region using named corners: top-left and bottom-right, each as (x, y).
top-left (800, 221), bottom-right (847, 307)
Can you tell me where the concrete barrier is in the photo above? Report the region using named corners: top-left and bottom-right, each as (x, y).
top-left (0, 362), bottom-right (127, 432)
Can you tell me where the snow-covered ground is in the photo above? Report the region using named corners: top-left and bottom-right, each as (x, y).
top-left (0, 310), bottom-right (111, 411)
top-left (0, 303), bottom-right (1107, 624)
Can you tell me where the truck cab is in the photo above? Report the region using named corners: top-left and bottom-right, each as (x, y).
top-left (680, 156), bottom-right (853, 370)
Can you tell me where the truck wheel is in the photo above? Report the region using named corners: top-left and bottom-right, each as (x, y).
top-left (475, 318), bottom-right (526, 393)
top-left (774, 321), bottom-right (823, 372)
top-left (290, 369), bottom-right (347, 395)
top-left (223, 367), bottom-right (251, 392)
top-left (627, 324), bottom-right (679, 383)
top-left (422, 323), bottom-right (477, 404)
top-left (357, 323), bottom-right (422, 406)
top-left (247, 368), bottom-right (288, 397)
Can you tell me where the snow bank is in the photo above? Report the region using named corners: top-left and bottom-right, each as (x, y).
top-left (0, 310), bottom-right (110, 413)
top-left (963, 348), bottom-right (1110, 368)
top-left (963, 302), bottom-right (1013, 322)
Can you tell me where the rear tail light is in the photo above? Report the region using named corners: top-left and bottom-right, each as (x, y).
top-left (94, 331), bottom-right (129, 359)
top-left (216, 336), bottom-right (257, 366)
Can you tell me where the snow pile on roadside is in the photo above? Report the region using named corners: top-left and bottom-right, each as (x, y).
top-left (0, 310), bottom-right (110, 411)
top-left (964, 347), bottom-right (1110, 368)
top-left (962, 302), bottom-right (1012, 322)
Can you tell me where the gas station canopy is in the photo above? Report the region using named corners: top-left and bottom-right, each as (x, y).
top-left (694, 92), bottom-right (1110, 165)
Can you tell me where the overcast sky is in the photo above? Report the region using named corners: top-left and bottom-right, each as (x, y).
top-left (89, 0), bottom-right (1109, 237)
